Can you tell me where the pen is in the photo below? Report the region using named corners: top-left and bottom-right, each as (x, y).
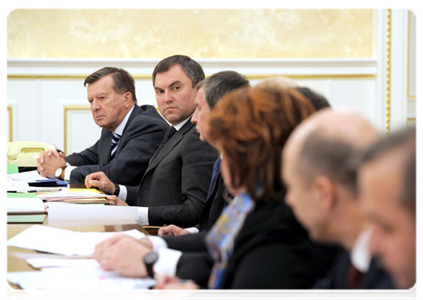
top-left (27, 188), bottom-right (62, 193)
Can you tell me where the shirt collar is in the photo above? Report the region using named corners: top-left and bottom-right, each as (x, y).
top-left (171, 115), bottom-right (192, 131)
top-left (114, 106), bottom-right (134, 136)
top-left (350, 228), bottom-right (372, 272)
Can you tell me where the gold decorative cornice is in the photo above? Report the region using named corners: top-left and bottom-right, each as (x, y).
top-left (7, 106), bottom-right (13, 142)
top-left (8, 74), bottom-right (376, 80)
top-left (385, 9), bottom-right (392, 134)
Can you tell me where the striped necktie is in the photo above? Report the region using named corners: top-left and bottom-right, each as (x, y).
top-left (156, 126), bottom-right (176, 153)
top-left (110, 132), bottom-right (121, 159)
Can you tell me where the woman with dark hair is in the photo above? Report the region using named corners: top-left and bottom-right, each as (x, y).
top-left (159, 85), bottom-right (337, 289)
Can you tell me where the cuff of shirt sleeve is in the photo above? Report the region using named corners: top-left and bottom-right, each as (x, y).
top-left (154, 248), bottom-right (183, 277)
top-left (117, 185), bottom-right (127, 201)
top-left (147, 236), bottom-right (169, 253)
top-left (137, 207), bottom-right (149, 225)
top-left (63, 166), bottom-right (76, 181)
top-left (184, 227), bottom-right (200, 234)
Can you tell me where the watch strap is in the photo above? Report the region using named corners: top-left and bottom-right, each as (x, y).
top-left (113, 183), bottom-right (120, 196)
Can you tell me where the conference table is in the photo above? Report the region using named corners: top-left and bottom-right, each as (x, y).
top-left (7, 194), bottom-right (161, 291)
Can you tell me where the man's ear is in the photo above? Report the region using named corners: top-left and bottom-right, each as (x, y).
top-left (123, 92), bottom-right (133, 108)
top-left (312, 175), bottom-right (337, 212)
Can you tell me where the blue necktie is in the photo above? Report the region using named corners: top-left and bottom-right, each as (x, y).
top-left (110, 132), bottom-right (121, 159)
top-left (206, 157), bottom-right (221, 199)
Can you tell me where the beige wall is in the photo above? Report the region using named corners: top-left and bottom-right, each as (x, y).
top-left (7, 9), bottom-right (375, 59)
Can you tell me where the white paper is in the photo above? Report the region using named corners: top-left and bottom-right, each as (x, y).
top-left (7, 197), bottom-right (46, 214)
top-left (7, 268), bottom-right (155, 290)
top-left (6, 179), bottom-right (30, 191)
top-left (8, 170), bottom-right (50, 182)
top-left (27, 258), bottom-right (100, 269)
top-left (47, 202), bottom-right (139, 221)
top-left (7, 225), bottom-right (145, 256)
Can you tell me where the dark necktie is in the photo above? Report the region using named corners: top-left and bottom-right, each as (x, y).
top-left (206, 157), bottom-right (221, 199)
top-left (347, 263), bottom-right (363, 289)
top-left (156, 126), bottom-right (176, 153)
top-left (110, 132), bottom-right (121, 159)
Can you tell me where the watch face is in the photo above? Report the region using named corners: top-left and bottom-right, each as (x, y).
top-left (55, 168), bottom-right (63, 177)
top-left (144, 252), bottom-right (158, 264)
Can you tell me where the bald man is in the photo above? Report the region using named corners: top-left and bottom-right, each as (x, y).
top-left (359, 126), bottom-right (416, 289)
top-left (282, 109), bottom-right (394, 289)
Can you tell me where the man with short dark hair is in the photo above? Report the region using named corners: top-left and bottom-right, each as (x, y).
top-left (37, 67), bottom-right (168, 186)
top-left (86, 55), bottom-right (218, 227)
top-left (359, 126), bottom-right (416, 289)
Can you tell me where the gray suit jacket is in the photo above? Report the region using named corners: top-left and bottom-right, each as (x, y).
top-left (126, 119), bottom-right (218, 227)
top-left (66, 105), bottom-right (168, 186)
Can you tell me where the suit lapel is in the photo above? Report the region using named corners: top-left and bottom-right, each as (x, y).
top-left (114, 105), bottom-right (140, 156)
top-left (100, 129), bottom-right (113, 163)
top-left (145, 120), bottom-right (194, 174)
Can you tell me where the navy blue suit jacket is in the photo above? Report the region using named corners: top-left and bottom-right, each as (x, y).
top-left (66, 104), bottom-right (168, 186)
top-left (312, 249), bottom-right (394, 289)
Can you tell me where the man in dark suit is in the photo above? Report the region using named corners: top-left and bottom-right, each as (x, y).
top-left (91, 71), bottom-right (251, 279)
top-left (37, 67), bottom-right (168, 186)
top-left (358, 126), bottom-right (416, 289)
top-left (282, 109), bottom-right (394, 289)
top-left (86, 55), bottom-right (218, 227)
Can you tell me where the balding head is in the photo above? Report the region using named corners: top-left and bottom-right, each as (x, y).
top-left (284, 109), bottom-right (379, 195)
top-left (282, 109), bottom-right (380, 245)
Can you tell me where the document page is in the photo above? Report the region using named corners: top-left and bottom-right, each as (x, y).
top-left (7, 225), bottom-right (145, 256)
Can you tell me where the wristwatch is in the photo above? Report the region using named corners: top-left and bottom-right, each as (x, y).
top-left (55, 167), bottom-right (64, 179)
top-left (113, 182), bottom-right (120, 196)
top-left (144, 251), bottom-right (159, 278)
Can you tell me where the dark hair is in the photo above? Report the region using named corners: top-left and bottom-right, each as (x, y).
top-left (152, 55), bottom-right (205, 88)
top-left (84, 67), bottom-right (137, 103)
top-left (361, 125), bottom-right (416, 212)
top-left (298, 134), bottom-right (361, 195)
top-left (197, 71), bottom-right (250, 109)
top-left (207, 86), bottom-right (316, 202)
top-left (295, 87), bottom-right (331, 110)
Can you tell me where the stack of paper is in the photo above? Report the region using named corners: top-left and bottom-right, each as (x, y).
top-left (7, 193), bottom-right (46, 224)
top-left (5, 225), bottom-right (155, 300)
top-left (37, 189), bottom-right (109, 204)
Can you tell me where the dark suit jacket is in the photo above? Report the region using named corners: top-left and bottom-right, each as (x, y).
top-left (66, 105), bottom-right (168, 186)
top-left (198, 172), bottom-right (228, 232)
top-left (126, 120), bottom-right (218, 227)
top-left (312, 249), bottom-right (394, 289)
top-left (170, 199), bottom-right (337, 289)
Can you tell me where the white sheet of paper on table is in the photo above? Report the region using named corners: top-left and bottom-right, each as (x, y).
top-left (7, 197), bottom-right (46, 214)
top-left (7, 267), bottom-right (156, 290)
top-left (7, 225), bottom-right (145, 256)
top-left (46, 202), bottom-right (139, 221)
top-left (27, 258), bottom-right (100, 269)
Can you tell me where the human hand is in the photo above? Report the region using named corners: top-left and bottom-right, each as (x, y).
top-left (85, 171), bottom-right (115, 194)
top-left (93, 234), bottom-right (152, 278)
top-left (37, 150), bottom-right (66, 178)
top-left (158, 225), bottom-right (191, 237)
top-left (155, 275), bottom-right (199, 289)
top-left (105, 195), bottom-right (128, 206)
